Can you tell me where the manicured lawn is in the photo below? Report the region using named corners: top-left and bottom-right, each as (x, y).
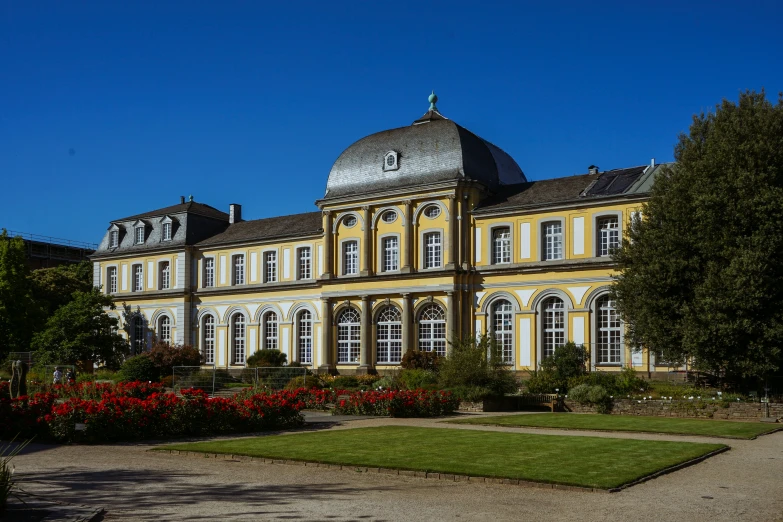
top-left (159, 426), bottom-right (726, 489)
top-left (447, 413), bottom-right (779, 439)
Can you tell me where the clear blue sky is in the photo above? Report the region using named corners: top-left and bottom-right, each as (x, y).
top-left (1, 1), bottom-right (781, 244)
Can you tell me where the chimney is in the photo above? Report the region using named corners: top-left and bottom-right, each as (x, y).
top-left (180, 196), bottom-right (185, 204)
top-left (588, 165), bottom-right (599, 175)
top-left (229, 203), bottom-right (242, 224)
top-left (650, 158), bottom-right (656, 168)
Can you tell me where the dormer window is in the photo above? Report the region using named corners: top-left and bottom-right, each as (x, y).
top-left (135, 226), bottom-right (145, 244)
top-left (110, 230), bottom-right (119, 248)
top-left (162, 222), bottom-right (171, 241)
top-left (383, 151), bottom-right (399, 171)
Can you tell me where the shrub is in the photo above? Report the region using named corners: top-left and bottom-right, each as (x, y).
top-left (438, 336), bottom-right (518, 396)
top-left (447, 385), bottom-right (494, 402)
top-left (146, 342), bottom-right (202, 378)
top-left (246, 349), bottom-right (287, 368)
top-left (332, 389), bottom-right (460, 417)
top-left (401, 350), bottom-right (441, 371)
top-left (332, 376), bottom-right (360, 389)
top-left (526, 342), bottom-right (588, 393)
top-left (374, 374), bottom-right (400, 391)
top-left (117, 355), bottom-right (159, 383)
top-left (160, 375), bottom-right (174, 388)
top-left (285, 375), bottom-right (323, 391)
top-left (398, 369), bottom-right (437, 390)
top-left (568, 384), bottom-right (613, 414)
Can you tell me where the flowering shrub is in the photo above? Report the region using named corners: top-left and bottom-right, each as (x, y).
top-left (331, 389), bottom-right (460, 417)
top-left (0, 381), bottom-right (304, 443)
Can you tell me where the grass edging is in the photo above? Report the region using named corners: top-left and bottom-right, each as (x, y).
top-left (150, 444), bottom-right (730, 493)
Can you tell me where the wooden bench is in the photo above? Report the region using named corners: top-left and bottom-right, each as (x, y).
top-left (517, 393), bottom-right (561, 412)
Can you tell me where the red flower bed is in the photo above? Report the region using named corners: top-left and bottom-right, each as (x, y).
top-left (0, 381), bottom-right (304, 443)
top-left (321, 389), bottom-right (460, 417)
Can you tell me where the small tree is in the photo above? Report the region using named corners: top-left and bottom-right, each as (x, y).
top-left (146, 342), bottom-right (202, 378)
top-left (526, 342), bottom-right (587, 393)
top-left (30, 261), bottom-right (93, 318)
top-left (31, 289), bottom-right (129, 369)
top-left (438, 336), bottom-right (518, 396)
top-left (246, 349), bottom-right (287, 368)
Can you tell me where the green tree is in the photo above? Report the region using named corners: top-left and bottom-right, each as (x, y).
top-left (31, 289), bottom-right (129, 368)
top-left (0, 230), bottom-right (38, 360)
top-left (30, 261), bottom-right (93, 318)
top-left (438, 336), bottom-right (518, 396)
top-left (612, 90), bottom-right (783, 382)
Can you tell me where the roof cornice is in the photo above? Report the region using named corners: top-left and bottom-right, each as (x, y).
top-left (471, 193), bottom-right (649, 218)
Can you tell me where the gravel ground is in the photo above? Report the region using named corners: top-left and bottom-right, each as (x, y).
top-left (10, 414), bottom-right (783, 522)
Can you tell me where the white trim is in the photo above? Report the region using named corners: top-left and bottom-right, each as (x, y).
top-left (573, 216), bottom-right (585, 255)
top-left (419, 227), bottom-right (445, 270)
top-left (520, 222), bottom-right (531, 259)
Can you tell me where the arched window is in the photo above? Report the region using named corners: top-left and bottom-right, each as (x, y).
top-left (232, 313), bottom-right (246, 365)
top-left (337, 308), bottom-right (361, 364)
top-left (492, 300), bottom-right (514, 363)
top-left (376, 306), bottom-right (402, 364)
top-left (158, 315), bottom-right (171, 344)
top-left (418, 304), bottom-right (446, 356)
top-left (596, 295), bottom-right (621, 364)
top-left (264, 312), bottom-right (278, 350)
top-left (297, 311), bottom-right (312, 364)
top-left (131, 317), bottom-right (145, 354)
top-left (202, 315), bottom-right (215, 365)
top-left (542, 297), bottom-right (565, 358)
top-left (159, 262), bottom-right (170, 290)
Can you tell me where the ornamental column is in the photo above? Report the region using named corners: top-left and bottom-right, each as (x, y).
top-left (401, 293), bottom-right (412, 354)
top-left (361, 205), bottom-right (372, 276)
top-left (401, 199), bottom-right (413, 273)
top-left (319, 297), bottom-right (333, 372)
top-left (322, 211), bottom-right (333, 279)
top-left (359, 295), bottom-right (372, 372)
top-left (461, 195), bottom-right (469, 270)
top-left (447, 195), bottom-right (457, 269)
top-left (447, 290), bottom-right (458, 349)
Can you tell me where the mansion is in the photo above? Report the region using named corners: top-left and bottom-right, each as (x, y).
top-left (90, 94), bottom-right (668, 375)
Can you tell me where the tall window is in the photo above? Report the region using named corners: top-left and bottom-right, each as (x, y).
top-left (135, 226), bottom-right (145, 244)
top-left (132, 318), bottom-right (145, 354)
top-left (264, 312), bottom-right (278, 350)
top-left (298, 247), bottom-right (311, 280)
top-left (376, 306), bottom-right (402, 364)
top-left (418, 304), bottom-right (446, 356)
top-left (159, 261), bottom-right (170, 290)
top-left (264, 251), bottom-right (277, 283)
top-left (597, 295), bottom-right (622, 364)
top-left (110, 230), bottom-right (119, 248)
top-left (297, 311), bottom-right (312, 364)
top-left (424, 232), bottom-right (442, 269)
top-left (162, 222), bottom-right (172, 241)
top-left (343, 241), bottom-right (358, 275)
top-left (132, 264), bottom-right (143, 292)
top-left (203, 315), bottom-right (215, 364)
top-left (337, 308), bottom-right (361, 364)
top-left (597, 217), bottom-right (620, 257)
top-left (492, 227), bottom-right (511, 264)
top-left (542, 222), bottom-right (563, 261)
top-left (232, 313), bottom-right (246, 365)
top-left (233, 254), bottom-right (245, 285)
top-left (382, 236), bottom-right (399, 272)
top-left (107, 267), bottom-right (117, 293)
top-left (542, 297), bottom-right (565, 358)
top-left (204, 258), bottom-right (215, 287)
top-left (492, 300), bottom-right (514, 363)
top-left (158, 316), bottom-right (171, 344)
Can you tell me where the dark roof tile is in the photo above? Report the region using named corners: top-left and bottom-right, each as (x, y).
top-left (196, 211), bottom-right (323, 246)
top-left (115, 202), bottom-right (228, 222)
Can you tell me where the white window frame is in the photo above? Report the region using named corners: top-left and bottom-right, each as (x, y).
top-left (490, 224), bottom-right (512, 265)
top-left (231, 313), bottom-right (246, 365)
top-left (421, 229), bottom-right (443, 270)
top-left (376, 306), bottom-right (402, 364)
top-left (541, 297), bottom-right (566, 358)
top-left (107, 266), bottom-right (118, 294)
top-left (379, 234), bottom-right (400, 273)
top-left (263, 250), bottom-right (277, 283)
top-left (158, 315), bottom-right (171, 344)
top-left (159, 261), bottom-right (171, 290)
top-left (134, 226), bottom-right (145, 245)
top-left (162, 222), bottom-right (172, 241)
top-left (540, 218), bottom-right (565, 261)
top-left (491, 300), bottom-right (514, 364)
top-left (341, 239), bottom-right (359, 276)
top-left (203, 257), bottom-right (215, 288)
top-left (263, 312), bottom-right (279, 350)
top-left (297, 310), bottom-right (313, 364)
top-left (297, 247), bottom-right (312, 280)
top-left (233, 254), bottom-right (245, 285)
top-left (596, 295), bottom-right (623, 365)
top-left (109, 229), bottom-right (119, 248)
top-left (592, 211), bottom-right (623, 258)
top-left (202, 314), bottom-right (216, 364)
top-left (132, 264), bottom-right (144, 292)
top-left (337, 308), bottom-right (361, 364)
top-left (131, 317), bottom-right (145, 354)
top-left (418, 304), bottom-right (446, 356)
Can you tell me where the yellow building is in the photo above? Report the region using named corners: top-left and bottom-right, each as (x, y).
top-left (90, 94), bottom-right (667, 375)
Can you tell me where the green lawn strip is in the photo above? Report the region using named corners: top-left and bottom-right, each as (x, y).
top-left (447, 413), bottom-right (779, 439)
top-left (157, 426), bottom-right (725, 489)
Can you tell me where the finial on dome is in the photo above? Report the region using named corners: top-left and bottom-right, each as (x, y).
top-left (428, 90), bottom-right (438, 111)
top-left (188, 195), bottom-right (194, 202)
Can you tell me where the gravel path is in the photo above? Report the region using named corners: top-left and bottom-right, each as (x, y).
top-left (11, 414), bottom-right (783, 522)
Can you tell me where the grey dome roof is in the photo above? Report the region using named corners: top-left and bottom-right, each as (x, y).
top-left (324, 111), bottom-right (526, 199)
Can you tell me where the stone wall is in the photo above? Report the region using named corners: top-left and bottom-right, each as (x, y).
top-left (564, 398), bottom-right (783, 421)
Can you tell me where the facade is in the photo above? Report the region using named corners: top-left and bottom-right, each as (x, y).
top-left (90, 95), bottom-right (669, 375)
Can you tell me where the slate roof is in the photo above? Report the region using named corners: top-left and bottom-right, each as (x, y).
top-left (114, 201), bottom-right (229, 223)
top-left (474, 166), bottom-right (651, 213)
top-left (324, 116), bottom-right (525, 200)
top-left (196, 211), bottom-right (323, 246)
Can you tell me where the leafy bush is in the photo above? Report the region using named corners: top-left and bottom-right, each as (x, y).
top-left (146, 342), bottom-right (202, 378)
top-left (568, 384), bottom-right (613, 413)
top-left (160, 375), bottom-right (174, 388)
top-left (246, 349), bottom-right (287, 368)
top-left (567, 368), bottom-right (650, 396)
top-left (398, 369), bottom-right (437, 390)
top-left (332, 376), bottom-right (360, 389)
top-left (401, 350), bottom-right (441, 371)
top-left (117, 355), bottom-right (159, 383)
top-left (332, 389), bottom-right (460, 417)
top-left (438, 336), bottom-right (518, 396)
top-left (525, 342), bottom-right (587, 393)
top-left (374, 374), bottom-right (400, 390)
top-left (285, 375), bottom-right (323, 391)
top-left (447, 385), bottom-right (494, 402)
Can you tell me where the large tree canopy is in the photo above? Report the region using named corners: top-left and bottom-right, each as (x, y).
top-left (612, 90), bottom-right (783, 381)
top-left (0, 230), bottom-right (39, 359)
